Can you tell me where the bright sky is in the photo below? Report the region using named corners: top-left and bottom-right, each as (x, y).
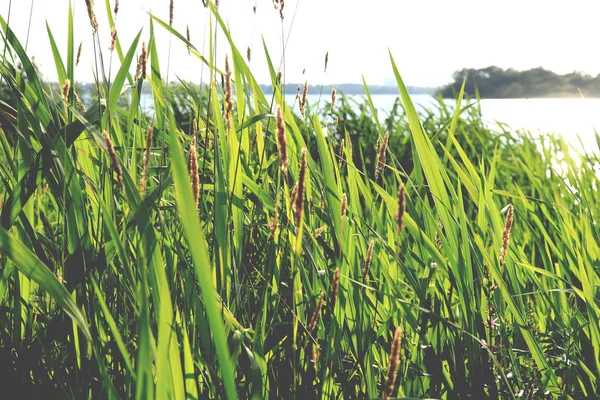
top-left (3, 0), bottom-right (600, 87)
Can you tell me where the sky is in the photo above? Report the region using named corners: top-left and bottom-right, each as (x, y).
top-left (2, 0), bottom-right (600, 87)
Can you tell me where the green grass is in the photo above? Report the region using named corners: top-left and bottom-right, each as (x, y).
top-left (1, 1), bottom-right (600, 398)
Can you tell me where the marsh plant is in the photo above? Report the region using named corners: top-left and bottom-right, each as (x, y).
top-left (0, 1), bottom-right (599, 399)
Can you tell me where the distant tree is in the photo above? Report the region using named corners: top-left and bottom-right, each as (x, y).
top-left (440, 66), bottom-right (600, 98)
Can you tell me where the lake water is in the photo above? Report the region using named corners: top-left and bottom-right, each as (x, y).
top-left (141, 90), bottom-right (600, 152)
top-left (285, 93), bottom-right (600, 153)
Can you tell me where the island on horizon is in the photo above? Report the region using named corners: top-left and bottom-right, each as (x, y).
top-left (264, 67), bottom-right (600, 99)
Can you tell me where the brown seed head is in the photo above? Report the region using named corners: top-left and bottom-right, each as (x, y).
top-left (189, 137), bottom-right (200, 208)
top-left (324, 51), bottom-right (329, 73)
top-left (76, 42), bottom-right (83, 66)
top-left (383, 327), bottom-right (403, 400)
top-left (300, 80), bottom-right (308, 118)
top-left (314, 226), bottom-right (327, 238)
top-left (102, 131), bottom-right (124, 193)
top-left (341, 193), bottom-right (347, 219)
top-left (337, 138), bottom-right (344, 167)
top-left (331, 86), bottom-right (336, 113)
top-left (307, 291), bottom-right (324, 336)
top-left (247, 46), bottom-right (252, 62)
top-left (192, 118), bottom-right (198, 133)
top-left (290, 183), bottom-right (298, 207)
top-left (109, 27), bottom-right (117, 51)
top-left (140, 127), bottom-right (153, 194)
top-left (74, 91), bottom-right (86, 112)
top-left (276, 105), bottom-right (289, 175)
top-left (396, 182), bottom-right (406, 235)
top-left (499, 204), bottom-right (514, 265)
top-left (375, 131), bottom-right (389, 178)
top-left (169, 0), bottom-right (174, 26)
top-left (330, 267), bottom-right (340, 310)
top-left (62, 79), bottom-right (71, 101)
top-left (137, 41), bottom-right (147, 80)
top-left (294, 148), bottom-right (308, 226)
top-left (362, 240), bottom-right (375, 283)
top-left (225, 55), bottom-right (234, 131)
top-left (85, 0), bottom-right (99, 32)
top-left (114, 0), bottom-right (120, 15)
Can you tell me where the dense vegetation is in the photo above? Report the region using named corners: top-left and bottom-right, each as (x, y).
top-left (441, 65), bottom-right (600, 98)
top-left (1, 2), bottom-right (600, 399)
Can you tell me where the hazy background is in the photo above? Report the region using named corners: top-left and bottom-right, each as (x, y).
top-left (3, 0), bottom-right (600, 86)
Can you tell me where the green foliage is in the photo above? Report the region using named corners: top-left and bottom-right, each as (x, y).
top-left (1, 3), bottom-right (600, 399)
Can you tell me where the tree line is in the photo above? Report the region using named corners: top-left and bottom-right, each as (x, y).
top-left (440, 66), bottom-right (600, 98)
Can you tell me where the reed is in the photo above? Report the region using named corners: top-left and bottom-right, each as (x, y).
top-left (2, 4), bottom-right (598, 398)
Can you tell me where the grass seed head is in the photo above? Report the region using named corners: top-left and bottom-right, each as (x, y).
top-left (300, 80), bottom-right (308, 118)
top-left (189, 137), bottom-right (200, 208)
top-left (102, 131), bottom-right (124, 193)
top-left (307, 291), bottom-right (324, 336)
top-left (383, 327), bottom-right (403, 400)
top-left (294, 148), bottom-right (308, 226)
top-left (499, 204), bottom-right (514, 265)
top-left (331, 86), bottom-right (336, 113)
top-left (362, 240), bottom-right (375, 283)
top-left (186, 25), bottom-right (191, 55)
top-left (324, 51), bottom-right (329, 73)
top-left (114, 0), bottom-right (119, 15)
top-left (76, 42), bottom-right (82, 66)
top-left (62, 79), bottom-right (71, 101)
top-left (85, 0), bottom-right (99, 32)
top-left (169, 0), bottom-right (174, 26)
top-left (225, 55), bottom-right (234, 131)
top-left (74, 91), bottom-right (86, 112)
top-left (396, 182), bottom-right (406, 235)
top-left (375, 131), bottom-right (389, 178)
top-left (276, 105), bottom-right (289, 175)
top-left (109, 27), bottom-right (117, 51)
top-left (137, 42), bottom-right (147, 80)
top-left (247, 46), bottom-right (252, 62)
top-left (314, 226), bottom-right (327, 238)
top-left (341, 193), bottom-right (347, 219)
top-left (140, 127), bottom-right (153, 194)
top-left (312, 344), bottom-right (320, 373)
top-left (330, 267), bottom-right (340, 310)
